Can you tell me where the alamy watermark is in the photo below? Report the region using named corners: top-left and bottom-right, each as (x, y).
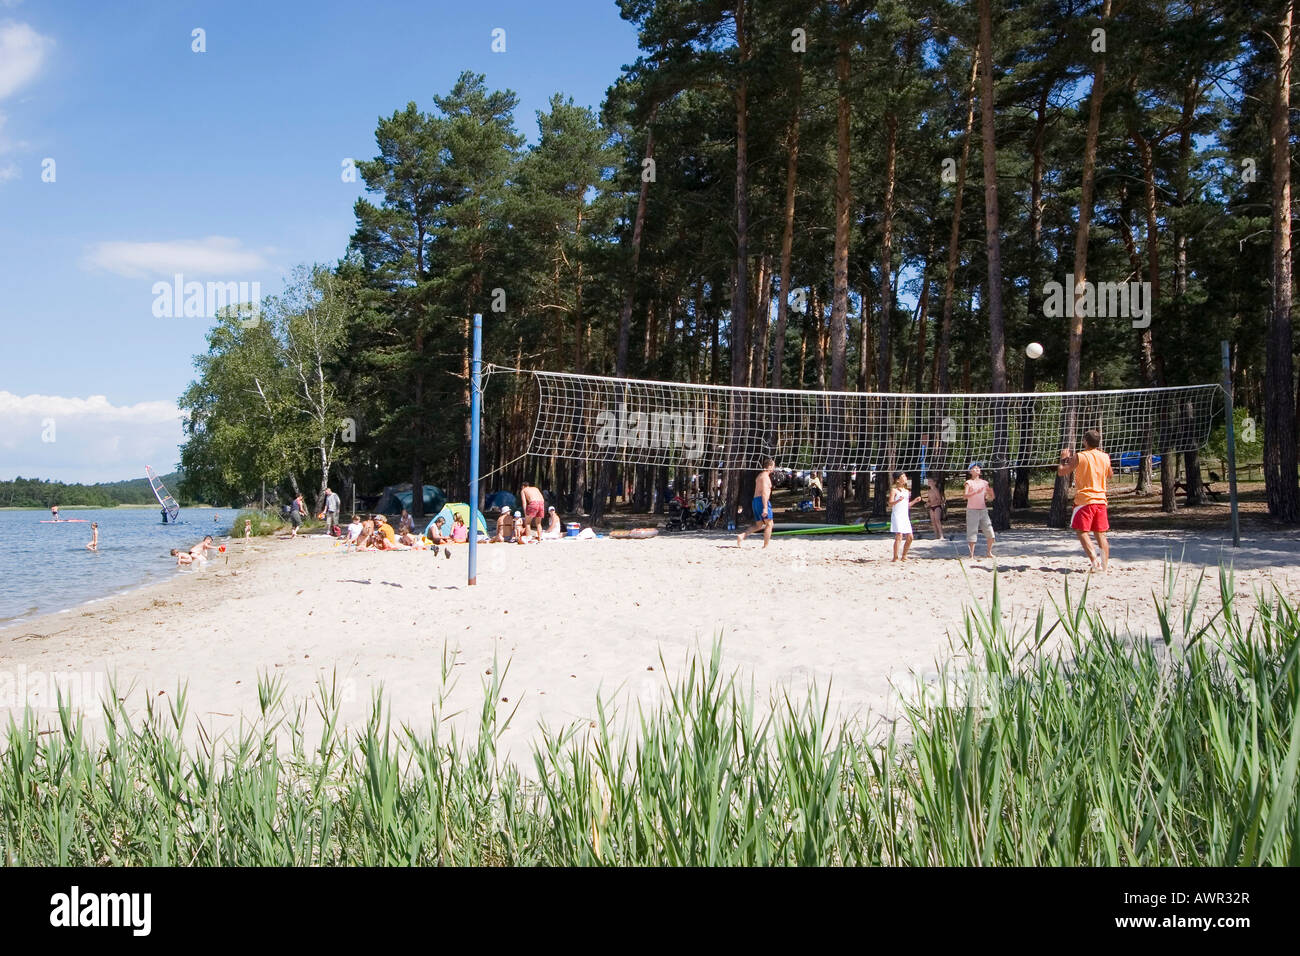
top-left (0, 666), bottom-right (108, 710)
top-left (594, 405), bottom-right (707, 458)
top-left (1042, 275), bottom-right (1151, 329)
top-left (151, 273), bottom-right (262, 326)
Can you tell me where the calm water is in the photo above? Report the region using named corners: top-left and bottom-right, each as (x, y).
top-left (0, 509), bottom-right (232, 627)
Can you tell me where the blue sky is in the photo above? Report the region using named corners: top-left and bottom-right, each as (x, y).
top-left (0, 0), bottom-right (641, 482)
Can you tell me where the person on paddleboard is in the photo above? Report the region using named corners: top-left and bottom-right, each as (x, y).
top-left (50, 505), bottom-right (59, 521)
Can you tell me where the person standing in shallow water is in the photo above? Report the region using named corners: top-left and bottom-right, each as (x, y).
top-left (86, 522), bottom-right (98, 552)
top-left (737, 458), bottom-right (776, 549)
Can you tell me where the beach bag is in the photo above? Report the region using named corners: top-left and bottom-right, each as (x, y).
top-left (330, 524), bottom-right (342, 537)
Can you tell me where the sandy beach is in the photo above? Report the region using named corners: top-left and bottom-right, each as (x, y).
top-left (4, 527), bottom-right (1300, 762)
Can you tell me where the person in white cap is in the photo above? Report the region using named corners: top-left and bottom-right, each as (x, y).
top-left (542, 505), bottom-right (562, 539)
top-left (512, 511), bottom-right (526, 545)
top-left (491, 505), bottom-right (514, 543)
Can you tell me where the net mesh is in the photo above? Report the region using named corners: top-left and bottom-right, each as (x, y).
top-left (497, 367), bottom-right (1220, 474)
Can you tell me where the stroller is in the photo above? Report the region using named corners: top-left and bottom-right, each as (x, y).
top-left (664, 499), bottom-right (690, 532)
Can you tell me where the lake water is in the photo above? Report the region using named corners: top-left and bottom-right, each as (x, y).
top-left (0, 508), bottom-right (233, 627)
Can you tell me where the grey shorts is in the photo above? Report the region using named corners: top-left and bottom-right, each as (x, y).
top-left (965, 509), bottom-right (994, 542)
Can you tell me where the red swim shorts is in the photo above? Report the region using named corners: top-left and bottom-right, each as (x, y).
top-left (1071, 503), bottom-right (1109, 532)
top-left (525, 499), bottom-right (544, 519)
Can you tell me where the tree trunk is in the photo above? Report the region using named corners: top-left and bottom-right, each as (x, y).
top-left (594, 112), bottom-right (656, 524)
top-left (772, 63), bottom-right (802, 389)
top-left (1015, 85), bottom-right (1049, 509)
top-left (1048, 0), bottom-right (1111, 528)
top-left (725, 2), bottom-right (752, 527)
top-left (1267, 0), bottom-right (1299, 521)
top-left (827, 36), bottom-right (852, 524)
top-left (935, 52), bottom-right (979, 396)
top-left (978, 0), bottom-right (1010, 531)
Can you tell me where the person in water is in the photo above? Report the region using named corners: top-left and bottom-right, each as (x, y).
top-left (50, 505), bottom-right (59, 521)
top-left (86, 522), bottom-right (99, 552)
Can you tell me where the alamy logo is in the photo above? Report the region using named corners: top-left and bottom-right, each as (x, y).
top-left (152, 273), bottom-right (262, 326)
top-left (49, 886), bottom-right (151, 936)
top-left (1042, 274), bottom-right (1151, 328)
top-left (594, 405), bottom-right (707, 458)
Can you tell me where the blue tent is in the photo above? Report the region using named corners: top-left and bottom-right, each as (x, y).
top-left (486, 490), bottom-right (517, 513)
top-left (377, 484), bottom-right (446, 517)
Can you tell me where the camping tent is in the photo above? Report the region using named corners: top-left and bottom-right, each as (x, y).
top-left (376, 484), bottom-right (446, 517)
top-left (485, 490), bottom-right (517, 513)
top-left (425, 502), bottom-right (488, 538)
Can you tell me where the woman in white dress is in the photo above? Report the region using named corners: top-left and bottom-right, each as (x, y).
top-left (889, 471), bottom-right (923, 562)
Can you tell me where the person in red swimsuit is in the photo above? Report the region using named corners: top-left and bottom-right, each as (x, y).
top-left (519, 482), bottom-right (545, 543)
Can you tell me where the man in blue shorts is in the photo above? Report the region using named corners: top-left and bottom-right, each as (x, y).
top-left (737, 458), bottom-right (776, 549)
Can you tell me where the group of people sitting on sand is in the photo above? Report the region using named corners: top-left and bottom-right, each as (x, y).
top-left (344, 512), bottom-right (461, 556)
top-left (489, 502), bottom-right (564, 543)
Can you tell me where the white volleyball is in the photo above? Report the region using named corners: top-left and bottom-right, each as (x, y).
top-left (1025, 342), bottom-right (1044, 359)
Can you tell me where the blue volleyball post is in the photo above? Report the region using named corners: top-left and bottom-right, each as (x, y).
top-left (469, 313), bottom-right (483, 585)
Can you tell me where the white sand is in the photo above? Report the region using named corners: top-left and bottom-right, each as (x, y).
top-left (4, 527), bottom-right (1299, 764)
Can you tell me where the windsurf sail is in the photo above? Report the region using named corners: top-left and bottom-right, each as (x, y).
top-left (147, 466), bottom-right (180, 523)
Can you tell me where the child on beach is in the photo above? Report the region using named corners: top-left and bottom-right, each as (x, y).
top-left (190, 535), bottom-right (215, 563)
top-left (925, 478), bottom-right (944, 540)
top-left (452, 514), bottom-right (469, 543)
top-left (963, 463), bottom-right (995, 559)
top-left (889, 471), bottom-right (923, 562)
top-left (170, 548), bottom-right (195, 568)
top-left (244, 518), bottom-right (252, 540)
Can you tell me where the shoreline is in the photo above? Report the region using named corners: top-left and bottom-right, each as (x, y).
top-left (4, 529), bottom-right (1299, 766)
top-left (0, 518), bottom-right (237, 629)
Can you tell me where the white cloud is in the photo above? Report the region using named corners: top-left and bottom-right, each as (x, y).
top-left (82, 237), bottom-right (272, 279)
top-left (0, 392), bottom-right (185, 483)
top-left (0, 161), bottom-right (16, 182)
top-left (0, 20), bottom-right (51, 100)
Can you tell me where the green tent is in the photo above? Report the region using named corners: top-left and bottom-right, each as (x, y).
top-left (425, 502), bottom-right (488, 537)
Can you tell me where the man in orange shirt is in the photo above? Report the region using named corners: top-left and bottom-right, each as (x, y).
top-left (1057, 428), bottom-right (1113, 571)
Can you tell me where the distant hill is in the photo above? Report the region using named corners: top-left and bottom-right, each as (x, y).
top-left (0, 471), bottom-right (193, 508)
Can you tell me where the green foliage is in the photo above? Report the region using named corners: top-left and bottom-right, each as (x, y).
top-left (0, 472), bottom-right (189, 508)
top-left (234, 509), bottom-right (289, 537)
top-left (179, 268), bottom-right (355, 507)
top-left (3, 566), bottom-right (1297, 865)
top-left (1206, 406), bottom-right (1262, 471)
